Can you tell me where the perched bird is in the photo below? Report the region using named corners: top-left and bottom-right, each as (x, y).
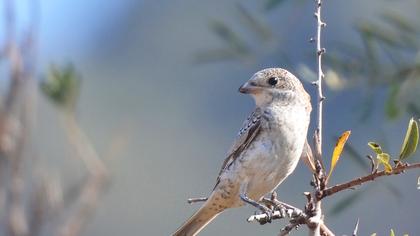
top-left (173, 68), bottom-right (312, 236)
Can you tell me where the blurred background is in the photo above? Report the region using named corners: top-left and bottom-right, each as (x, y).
top-left (0, 0), bottom-right (419, 235)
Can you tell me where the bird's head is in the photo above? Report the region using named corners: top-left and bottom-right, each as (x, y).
top-left (239, 68), bottom-right (311, 108)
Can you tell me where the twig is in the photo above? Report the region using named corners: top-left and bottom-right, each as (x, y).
top-left (58, 113), bottom-right (109, 236)
top-left (187, 197), bottom-right (208, 204)
top-left (247, 195), bottom-right (334, 236)
top-left (310, 0), bottom-right (326, 235)
top-left (313, 0), bottom-right (326, 158)
top-left (320, 162), bottom-right (420, 199)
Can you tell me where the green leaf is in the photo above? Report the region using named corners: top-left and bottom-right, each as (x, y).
top-left (390, 229), bottom-right (395, 236)
top-left (399, 118), bottom-right (419, 160)
top-left (40, 64), bottom-right (81, 110)
top-left (377, 153), bottom-right (392, 173)
top-left (368, 142), bottom-right (383, 154)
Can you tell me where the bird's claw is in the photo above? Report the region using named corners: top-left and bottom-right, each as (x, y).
top-left (278, 205), bottom-right (287, 218)
top-left (259, 207), bottom-right (273, 224)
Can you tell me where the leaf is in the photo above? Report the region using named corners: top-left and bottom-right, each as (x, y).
top-left (340, 139), bottom-right (402, 198)
top-left (327, 131), bottom-right (351, 182)
top-left (40, 64), bottom-right (81, 110)
top-left (399, 118), bottom-right (419, 160)
top-left (371, 234), bottom-right (377, 236)
top-left (368, 142), bottom-right (383, 154)
top-left (377, 153), bottom-right (392, 173)
top-left (390, 229), bottom-right (395, 236)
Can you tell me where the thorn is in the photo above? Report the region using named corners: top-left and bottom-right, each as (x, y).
top-left (352, 218), bottom-right (360, 236)
top-left (311, 81), bottom-right (318, 86)
top-left (314, 13), bottom-right (318, 18)
top-left (271, 191), bottom-right (277, 201)
top-left (303, 192), bottom-right (312, 202)
top-left (320, 96), bottom-right (326, 102)
top-left (317, 48), bottom-right (326, 55)
top-left (366, 155), bottom-right (375, 174)
top-left (309, 37), bottom-right (316, 43)
top-left (321, 22), bottom-right (327, 27)
top-left (187, 197), bottom-right (208, 204)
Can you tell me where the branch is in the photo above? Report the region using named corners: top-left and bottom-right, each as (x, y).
top-left (58, 113), bottom-right (109, 236)
top-left (320, 162), bottom-right (420, 199)
top-left (313, 0), bottom-right (326, 159)
top-left (310, 0), bottom-right (326, 235)
top-left (247, 200), bottom-right (334, 236)
top-left (247, 192), bottom-right (335, 236)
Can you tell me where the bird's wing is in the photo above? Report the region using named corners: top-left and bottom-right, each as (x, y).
top-left (301, 139), bottom-right (316, 173)
top-left (213, 109), bottom-right (262, 188)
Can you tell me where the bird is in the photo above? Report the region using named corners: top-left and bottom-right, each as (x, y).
top-left (173, 68), bottom-right (312, 236)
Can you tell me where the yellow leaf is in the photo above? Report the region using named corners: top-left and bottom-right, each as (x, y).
top-left (368, 142), bottom-right (383, 154)
top-left (390, 229), bottom-right (395, 236)
top-left (327, 131), bottom-right (351, 182)
top-left (377, 153), bottom-right (392, 173)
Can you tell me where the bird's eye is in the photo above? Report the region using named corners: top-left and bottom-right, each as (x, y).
top-left (267, 77), bottom-right (278, 86)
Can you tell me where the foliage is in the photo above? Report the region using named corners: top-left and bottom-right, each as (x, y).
top-left (40, 64), bottom-right (81, 110)
top-left (399, 118), bottom-right (419, 160)
top-left (327, 131), bottom-right (351, 182)
top-left (202, 0), bottom-right (420, 120)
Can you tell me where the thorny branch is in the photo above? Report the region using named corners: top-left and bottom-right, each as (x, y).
top-left (320, 162), bottom-right (420, 199)
top-left (247, 0), bottom-right (420, 235)
top-left (247, 160), bottom-right (420, 235)
top-left (307, 0), bottom-right (327, 235)
top-left (189, 0), bottom-right (420, 235)
top-left (312, 0), bottom-right (326, 162)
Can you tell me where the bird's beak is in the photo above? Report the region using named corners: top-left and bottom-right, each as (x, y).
top-left (239, 81), bottom-right (259, 94)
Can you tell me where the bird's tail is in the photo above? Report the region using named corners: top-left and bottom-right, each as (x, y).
top-left (173, 197), bottom-right (222, 236)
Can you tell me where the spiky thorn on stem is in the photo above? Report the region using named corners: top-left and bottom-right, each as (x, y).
top-left (352, 218), bottom-right (359, 236)
top-left (187, 197), bottom-right (208, 204)
top-left (309, 0), bottom-right (327, 234)
top-left (251, 0), bottom-right (330, 235)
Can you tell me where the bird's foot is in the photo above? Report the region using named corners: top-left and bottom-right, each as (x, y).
top-left (240, 193), bottom-right (274, 224)
top-left (261, 207), bottom-right (274, 224)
